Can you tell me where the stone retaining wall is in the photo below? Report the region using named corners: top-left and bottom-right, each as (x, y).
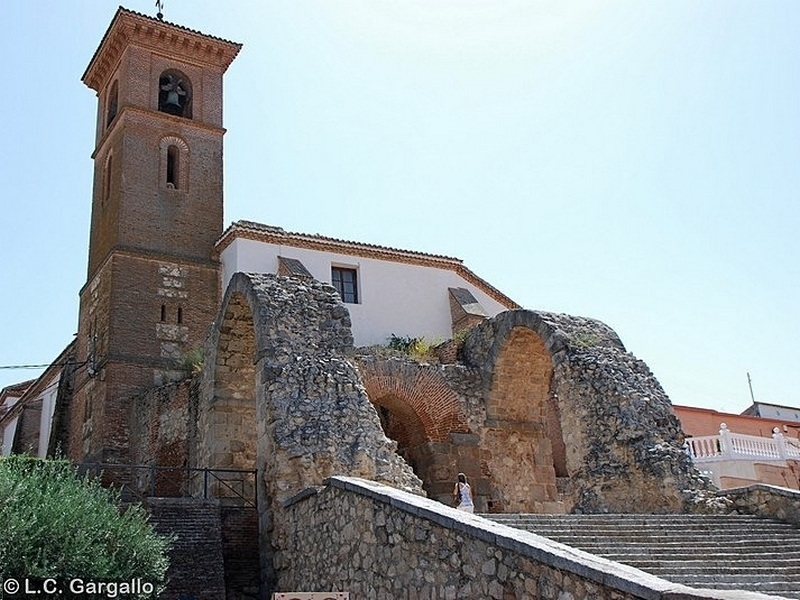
top-left (276, 476), bottom-right (770, 600)
top-left (720, 483), bottom-right (800, 526)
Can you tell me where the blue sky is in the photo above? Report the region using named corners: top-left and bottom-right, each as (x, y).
top-left (1, 1), bottom-right (798, 414)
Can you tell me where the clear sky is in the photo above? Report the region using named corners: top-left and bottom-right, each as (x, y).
top-left (1, 1), bottom-right (798, 415)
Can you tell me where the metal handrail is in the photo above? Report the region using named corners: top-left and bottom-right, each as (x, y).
top-left (77, 463), bottom-right (258, 508)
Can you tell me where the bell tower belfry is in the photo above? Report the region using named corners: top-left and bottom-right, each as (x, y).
top-left (71, 8), bottom-right (240, 463)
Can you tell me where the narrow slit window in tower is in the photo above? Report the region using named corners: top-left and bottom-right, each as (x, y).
top-left (166, 145), bottom-right (179, 188)
top-left (106, 80), bottom-right (118, 128)
top-left (103, 154), bottom-right (113, 205)
top-left (177, 306), bottom-right (183, 325)
top-left (160, 304), bottom-right (166, 322)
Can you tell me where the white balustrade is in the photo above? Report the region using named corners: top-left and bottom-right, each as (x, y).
top-left (685, 423), bottom-right (800, 463)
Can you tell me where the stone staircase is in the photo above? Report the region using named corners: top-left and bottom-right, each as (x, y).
top-left (483, 513), bottom-right (800, 599)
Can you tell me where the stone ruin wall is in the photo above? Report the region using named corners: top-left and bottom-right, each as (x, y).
top-left (120, 272), bottom-right (720, 594)
top-left (128, 273), bottom-right (716, 517)
top-left (461, 309), bottom-right (715, 513)
top-left (356, 309), bottom-right (714, 516)
top-left (193, 273), bottom-right (423, 591)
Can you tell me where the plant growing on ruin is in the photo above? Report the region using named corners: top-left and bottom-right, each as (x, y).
top-left (0, 456), bottom-right (171, 596)
top-left (572, 332), bottom-right (601, 348)
top-left (387, 334), bottom-right (436, 360)
top-left (181, 347), bottom-right (204, 375)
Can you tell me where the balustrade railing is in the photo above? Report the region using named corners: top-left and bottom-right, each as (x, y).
top-left (685, 423), bottom-right (800, 464)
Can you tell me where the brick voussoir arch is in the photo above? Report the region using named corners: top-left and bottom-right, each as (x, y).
top-left (358, 359), bottom-right (470, 443)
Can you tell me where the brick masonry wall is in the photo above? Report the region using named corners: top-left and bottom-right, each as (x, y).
top-left (220, 507), bottom-right (261, 600)
top-left (129, 379), bottom-right (194, 496)
top-left (145, 498), bottom-right (226, 600)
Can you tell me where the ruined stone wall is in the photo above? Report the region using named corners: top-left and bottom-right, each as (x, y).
top-left (462, 310), bottom-right (715, 514)
top-left (129, 378), bottom-right (195, 496)
top-left (351, 307), bottom-right (718, 515)
top-left (277, 476), bottom-right (737, 600)
top-left (195, 273), bottom-right (423, 593)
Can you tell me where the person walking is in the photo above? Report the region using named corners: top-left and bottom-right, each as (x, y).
top-left (453, 472), bottom-right (474, 513)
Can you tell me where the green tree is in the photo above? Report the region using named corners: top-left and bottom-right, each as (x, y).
top-left (0, 456), bottom-right (171, 598)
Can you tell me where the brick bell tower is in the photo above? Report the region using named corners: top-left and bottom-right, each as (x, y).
top-left (71, 8), bottom-right (240, 463)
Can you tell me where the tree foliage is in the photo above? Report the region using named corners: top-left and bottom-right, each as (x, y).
top-left (0, 456), bottom-right (171, 597)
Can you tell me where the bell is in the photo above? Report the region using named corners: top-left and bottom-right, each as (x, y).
top-left (160, 75), bottom-right (186, 116)
top-left (164, 91), bottom-right (182, 109)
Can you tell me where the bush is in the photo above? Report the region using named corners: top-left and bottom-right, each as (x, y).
top-left (387, 334), bottom-right (436, 360)
top-left (0, 456), bottom-right (171, 597)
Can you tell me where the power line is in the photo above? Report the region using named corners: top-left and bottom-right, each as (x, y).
top-left (0, 360), bottom-right (88, 371)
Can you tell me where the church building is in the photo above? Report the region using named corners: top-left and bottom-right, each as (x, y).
top-left (0, 7), bottom-right (721, 598)
top-left (0, 6), bottom-right (514, 470)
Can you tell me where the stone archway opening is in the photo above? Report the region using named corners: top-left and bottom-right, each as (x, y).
top-left (358, 360), bottom-right (477, 506)
top-left (483, 327), bottom-right (567, 513)
top-left (206, 292), bottom-right (258, 502)
top-left (373, 393), bottom-right (431, 486)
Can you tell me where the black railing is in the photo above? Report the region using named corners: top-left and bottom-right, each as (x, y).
top-left (77, 463), bottom-right (258, 508)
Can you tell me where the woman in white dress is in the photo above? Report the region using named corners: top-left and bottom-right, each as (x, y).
top-left (453, 472), bottom-right (474, 513)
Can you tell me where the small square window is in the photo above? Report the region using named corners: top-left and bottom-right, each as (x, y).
top-left (332, 266), bottom-right (359, 303)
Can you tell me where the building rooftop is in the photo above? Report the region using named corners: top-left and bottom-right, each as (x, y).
top-left (217, 219), bottom-right (521, 309)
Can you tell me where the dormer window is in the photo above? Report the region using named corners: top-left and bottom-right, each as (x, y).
top-left (158, 70), bottom-right (192, 119)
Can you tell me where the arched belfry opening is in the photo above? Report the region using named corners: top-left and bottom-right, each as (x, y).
top-left (158, 69), bottom-right (192, 118)
top-left (483, 326), bottom-right (566, 513)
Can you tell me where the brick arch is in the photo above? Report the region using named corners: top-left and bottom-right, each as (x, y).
top-left (359, 361), bottom-right (469, 444)
top-left (358, 359), bottom-right (474, 503)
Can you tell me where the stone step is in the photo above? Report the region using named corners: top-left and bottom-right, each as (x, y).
top-left (603, 553), bottom-right (800, 563)
top-left (486, 515), bottom-right (792, 526)
top-left (485, 513), bottom-right (781, 520)
top-left (685, 582), bottom-right (800, 597)
top-left (482, 512), bottom-right (800, 598)
top-left (510, 540), bottom-right (800, 554)
top-left (639, 565), bottom-right (800, 577)
top-left (487, 516), bottom-right (796, 530)
top-left (491, 518), bottom-right (797, 529)
top-left (524, 530), bottom-right (800, 542)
